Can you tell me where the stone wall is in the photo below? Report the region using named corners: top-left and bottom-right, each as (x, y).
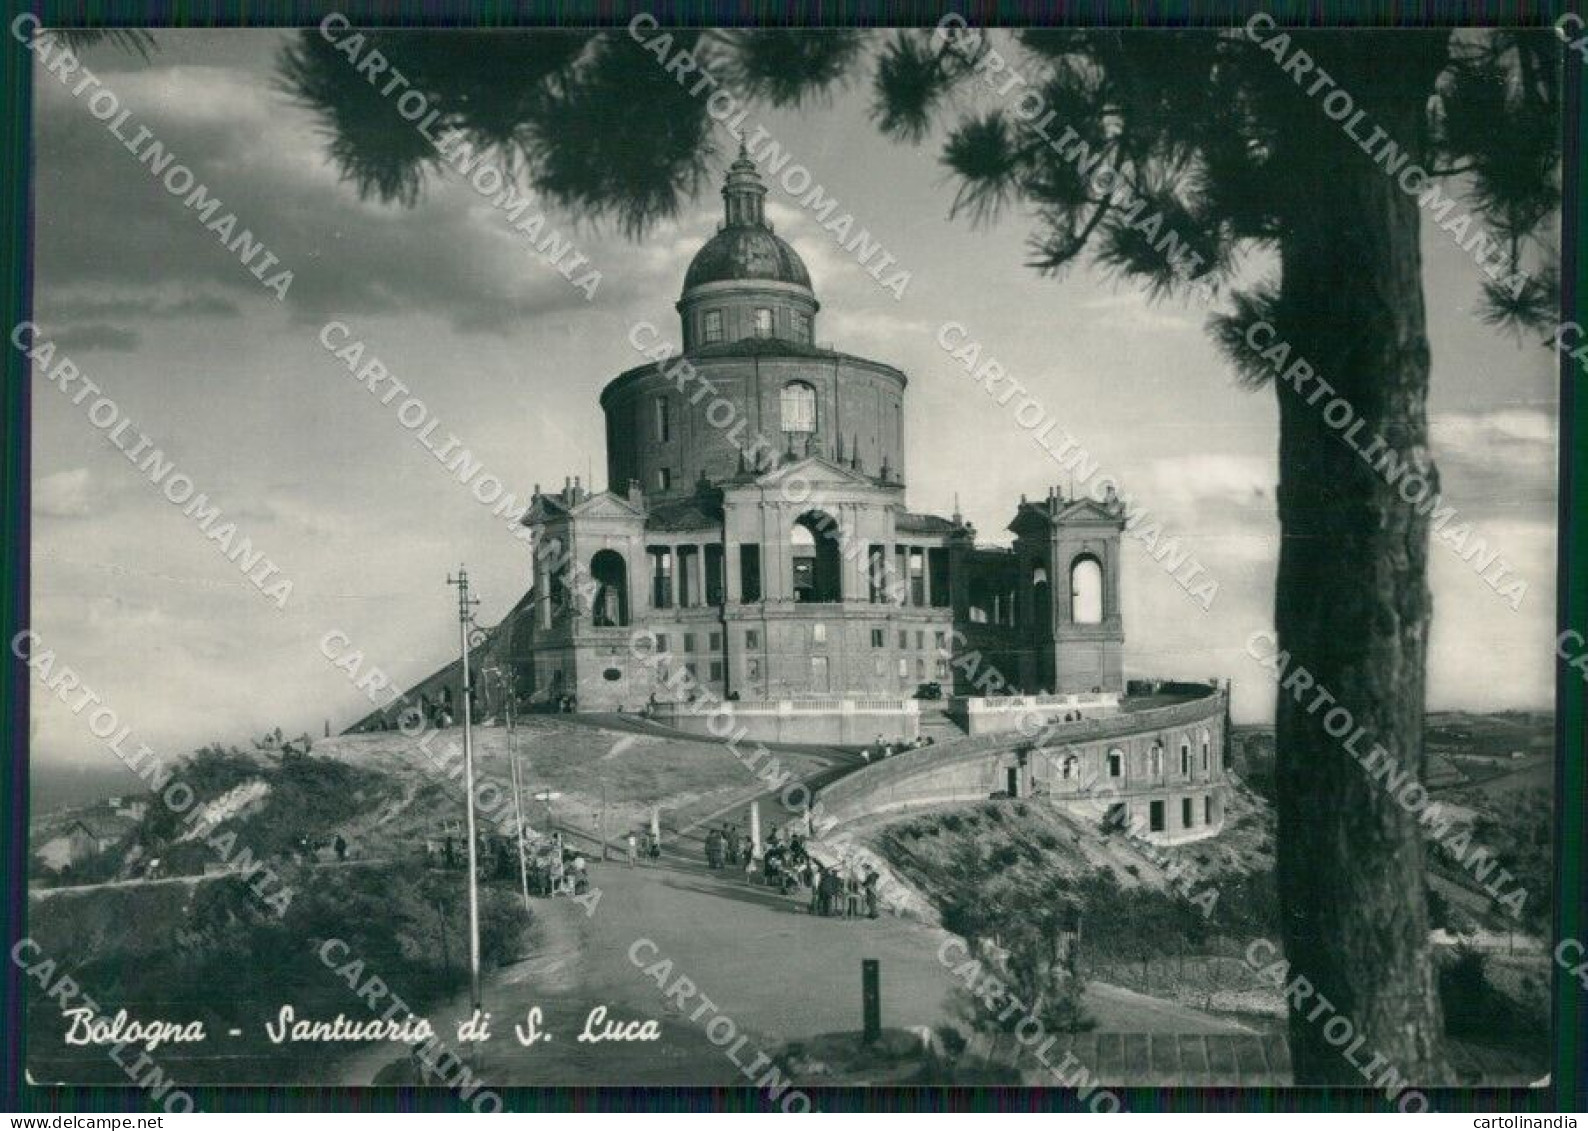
top-left (955, 691), bottom-right (1121, 735)
top-left (653, 697), bottom-right (921, 744)
top-left (816, 686), bottom-right (1230, 845)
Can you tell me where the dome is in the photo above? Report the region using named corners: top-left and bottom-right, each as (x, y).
top-left (683, 225), bottom-right (811, 290)
top-left (681, 144), bottom-right (812, 294)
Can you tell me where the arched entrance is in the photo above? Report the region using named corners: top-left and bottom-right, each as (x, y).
top-left (791, 512), bottom-right (842, 603)
top-left (590, 550), bottom-right (629, 627)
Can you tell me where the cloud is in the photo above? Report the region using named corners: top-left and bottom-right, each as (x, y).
top-left (1430, 408), bottom-right (1555, 519)
top-left (47, 323), bottom-right (141, 352)
top-left (1432, 408), bottom-right (1556, 460)
top-left (45, 289), bottom-right (241, 322)
top-left (1080, 290), bottom-right (1199, 334)
top-left (33, 468), bottom-right (95, 518)
top-left (1141, 453), bottom-right (1272, 510)
top-left (33, 57), bottom-right (634, 335)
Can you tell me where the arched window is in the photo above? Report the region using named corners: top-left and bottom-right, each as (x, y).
top-left (1071, 555), bottom-right (1103, 624)
top-left (1201, 729), bottom-right (1211, 772)
top-left (1107, 748), bottom-right (1124, 778)
top-left (590, 550), bottom-right (629, 627)
top-left (1180, 740), bottom-right (1191, 776)
top-left (1148, 742), bottom-right (1163, 778)
top-left (781, 381), bottom-right (816, 434)
top-left (1060, 755), bottom-right (1078, 781)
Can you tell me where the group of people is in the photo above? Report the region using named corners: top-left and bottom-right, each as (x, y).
top-left (701, 828), bottom-right (882, 919)
top-left (807, 859), bottom-right (882, 919)
top-left (625, 830), bottom-right (662, 866)
top-left (531, 833), bottom-right (590, 897)
top-left (861, 734), bottom-right (936, 763)
top-left (703, 823), bottom-right (750, 870)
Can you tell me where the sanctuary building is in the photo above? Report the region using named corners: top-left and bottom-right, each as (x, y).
top-left (514, 148), bottom-right (1126, 714)
top-left (347, 150), bottom-right (1232, 845)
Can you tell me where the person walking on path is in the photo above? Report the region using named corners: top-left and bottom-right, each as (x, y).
top-left (626, 832), bottom-right (639, 868)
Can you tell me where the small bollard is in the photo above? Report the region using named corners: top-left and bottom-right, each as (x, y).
top-left (862, 958), bottom-right (881, 1044)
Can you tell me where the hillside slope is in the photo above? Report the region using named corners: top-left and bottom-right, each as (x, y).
top-left (856, 779), bottom-right (1278, 948)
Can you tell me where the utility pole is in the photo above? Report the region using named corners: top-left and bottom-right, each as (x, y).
top-left (446, 567), bottom-right (483, 1019)
top-left (504, 679), bottom-right (532, 913)
top-left (600, 779), bottom-right (610, 861)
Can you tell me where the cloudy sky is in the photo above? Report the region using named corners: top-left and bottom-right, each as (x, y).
top-left (27, 30), bottom-right (1558, 767)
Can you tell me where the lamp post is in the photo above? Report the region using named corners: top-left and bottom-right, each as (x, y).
top-left (489, 666), bottom-right (533, 914)
top-left (445, 567), bottom-right (483, 1019)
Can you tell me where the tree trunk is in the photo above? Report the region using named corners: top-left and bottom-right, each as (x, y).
top-left (1271, 33), bottom-right (1452, 1087)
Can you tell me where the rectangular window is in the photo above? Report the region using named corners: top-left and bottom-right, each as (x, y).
top-left (677, 546), bottom-right (696, 607)
top-left (915, 658), bottom-right (926, 679)
top-left (739, 544), bottom-right (761, 603)
top-left (812, 623), bottom-right (827, 644)
top-left (704, 544), bottom-right (725, 605)
top-left (928, 548), bottom-right (950, 607)
top-left (1180, 744), bottom-right (1190, 776)
top-left (915, 630), bottom-right (924, 650)
top-left (754, 308), bottom-right (773, 337)
top-left (685, 661), bottom-right (698, 678)
top-left (654, 633), bottom-right (668, 655)
top-left (909, 548), bottom-right (926, 606)
top-left (1204, 795), bottom-right (1213, 825)
top-left (656, 468), bottom-right (672, 492)
top-left (935, 658), bottom-right (950, 678)
top-left (897, 658), bottom-right (908, 678)
top-left (1149, 801), bottom-right (1165, 833)
top-left (870, 628), bottom-right (884, 648)
top-left (683, 633), bottom-right (696, 652)
top-left (745, 629), bottom-right (760, 650)
top-left (867, 544), bottom-right (887, 603)
top-left (898, 630), bottom-right (908, 650)
top-left (781, 383), bottom-right (817, 434)
top-left (650, 549), bottom-right (673, 609)
top-left (703, 310), bottom-right (723, 343)
top-left (710, 661), bottom-right (724, 682)
top-left (791, 310), bottom-right (809, 342)
top-left (708, 632), bottom-right (721, 650)
top-left (934, 631), bottom-right (946, 651)
top-left (654, 396), bottom-right (670, 443)
top-left (747, 657), bottom-right (761, 681)
top-left (1182, 798), bottom-right (1195, 827)
top-left (811, 655), bottom-right (829, 690)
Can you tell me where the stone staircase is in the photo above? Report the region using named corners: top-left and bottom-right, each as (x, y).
top-left (918, 708), bottom-right (969, 743)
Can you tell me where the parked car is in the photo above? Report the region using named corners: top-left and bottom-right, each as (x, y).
top-left (914, 681), bottom-right (944, 701)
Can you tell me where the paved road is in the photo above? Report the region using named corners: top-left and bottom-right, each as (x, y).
top-left (336, 852), bottom-right (1249, 1087)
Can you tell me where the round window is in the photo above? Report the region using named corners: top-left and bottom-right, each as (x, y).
top-left (602, 667), bottom-right (623, 682)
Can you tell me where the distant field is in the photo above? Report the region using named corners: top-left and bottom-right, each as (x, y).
top-left (1424, 710), bottom-right (1553, 760)
top-left (1233, 710), bottom-right (1554, 799)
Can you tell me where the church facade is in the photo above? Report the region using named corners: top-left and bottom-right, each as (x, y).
top-left (513, 150), bottom-right (1127, 714)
